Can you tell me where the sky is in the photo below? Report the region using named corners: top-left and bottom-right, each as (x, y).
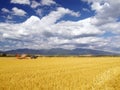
top-left (0, 0), bottom-right (120, 53)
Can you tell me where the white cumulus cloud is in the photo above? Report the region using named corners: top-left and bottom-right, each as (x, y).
top-left (0, 7), bottom-right (102, 51)
top-left (0, 0), bottom-right (120, 53)
top-left (83, 0), bottom-right (120, 24)
top-left (12, 7), bottom-right (27, 16)
top-left (11, 0), bottom-right (30, 5)
top-left (1, 8), bottom-right (10, 13)
top-left (31, 0), bottom-right (41, 8)
top-left (40, 7), bottom-right (80, 25)
top-left (41, 0), bottom-right (56, 6)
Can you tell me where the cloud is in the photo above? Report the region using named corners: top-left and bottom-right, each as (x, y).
top-left (99, 22), bottom-right (120, 34)
top-left (82, 0), bottom-right (120, 35)
top-left (11, 0), bottom-right (30, 5)
top-left (91, 35), bottom-right (120, 53)
top-left (1, 8), bottom-right (13, 20)
top-left (0, 7), bottom-right (102, 51)
top-left (10, 0), bottom-right (56, 9)
top-left (1, 8), bottom-right (10, 13)
top-left (91, 2), bottom-right (103, 12)
top-left (40, 7), bottom-right (80, 25)
top-left (35, 9), bottom-right (42, 17)
top-left (6, 15), bottom-right (13, 20)
top-left (0, 23), bottom-right (28, 39)
top-left (30, 0), bottom-right (56, 9)
top-left (0, 0), bottom-right (120, 53)
top-left (12, 7), bottom-right (27, 16)
top-left (83, 0), bottom-right (120, 24)
top-left (41, 0), bottom-right (56, 6)
top-left (31, 0), bottom-right (41, 8)
top-left (81, 0), bottom-right (120, 53)
top-left (1, 7), bottom-right (27, 21)
top-left (82, 8), bottom-right (90, 12)
top-left (50, 18), bottom-right (103, 39)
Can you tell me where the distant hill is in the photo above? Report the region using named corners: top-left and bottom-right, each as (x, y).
top-left (0, 51), bottom-right (3, 54)
top-left (4, 48), bottom-right (118, 56)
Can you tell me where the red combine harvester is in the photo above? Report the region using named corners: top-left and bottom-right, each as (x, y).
top-left (16, 54), bottom-right (28, 59)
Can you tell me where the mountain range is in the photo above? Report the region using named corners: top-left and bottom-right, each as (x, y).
top-left (2, 48), bottom-right (119, 56)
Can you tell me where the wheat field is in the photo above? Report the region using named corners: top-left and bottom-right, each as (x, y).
top-left (0, 57), bottom-right (120, 90)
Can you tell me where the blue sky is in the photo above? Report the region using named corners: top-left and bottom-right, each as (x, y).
top-left (0, 0), bottom-right (120, 53)
top-left (0, 0), bottom-right (93, 22)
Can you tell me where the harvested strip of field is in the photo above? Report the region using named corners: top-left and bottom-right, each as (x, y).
top-left (0, 57), bottom-right (120, 90)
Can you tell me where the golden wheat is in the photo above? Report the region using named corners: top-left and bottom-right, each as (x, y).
top-left (0, 57), bottom-right (120, 90)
